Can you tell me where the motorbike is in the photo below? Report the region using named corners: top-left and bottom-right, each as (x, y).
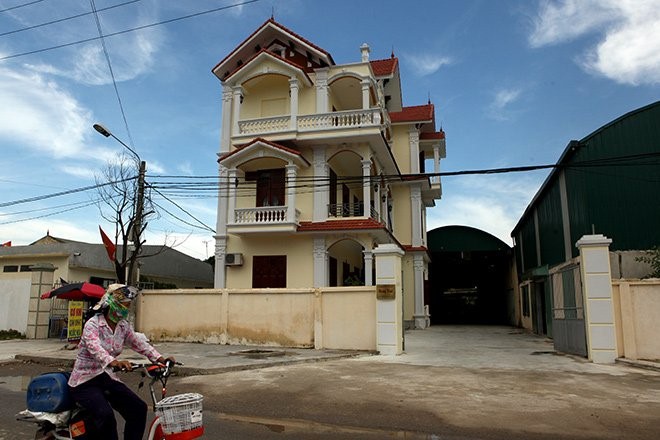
top-left (16, 360), bottom-right (204, 440)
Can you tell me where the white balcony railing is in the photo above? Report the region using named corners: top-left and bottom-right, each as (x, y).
top-left (235, 108), bottom-right (383, 136)
top-left (238, 115), bottom-right (290, 135)
top-left (233, 206), bottom-right (299, 225)
top-left (298, 108), bottom-right (381, 131)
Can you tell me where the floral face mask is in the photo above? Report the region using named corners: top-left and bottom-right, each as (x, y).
top-left (106, 294), bottom-right (129, 323)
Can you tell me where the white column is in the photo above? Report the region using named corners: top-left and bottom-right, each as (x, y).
top-left (215, 165), bottom-right (229, 235)
top-left (289, 77), bottom-right (299, 130)
top-left (373, 243), bottom-right (404, 355)
top-left (286, 164), bottom-right (297, 223)
top-left (214, 165), bottom-right (229, 289)
top-left (227, 168), bottom-right (238, 224)
top-left (382, 187), bottom-right (389, 229)
top-left (409, 128), bottom-right (420, 174)
top-left (231, 86), bottom-right (243, 136)
top-left (411, 186), bottom-right (422, 247)
top-left (315, 68), bottom-right (329, 113)
top-left (361, 159), bottom-right (371, 218)
top-left (213, 236), bottom-right (227, 288)
top-left (433, 145), bottom-right (440, 173)
top-left (221, 86), bottom-right (233, 152)
top-left (363, 249), bottom-right (373, 286)
top-left (361, 79), bottom-right (370, 110)
top-left (360, 43), bottom-right (370, 62)
top-left (412, 254), bottom-right (427, 329)
top-left (313, 148), bottom-right (328, 222)
top-left (313, 237), bottom-right (327, 287)
top-left (577, 234), bottom-right (617, 364)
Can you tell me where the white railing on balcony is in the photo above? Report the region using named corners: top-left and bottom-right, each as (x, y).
top-left (430, 175), bottom-right (441, 185)
top-left (238, 115), bottom-right (290, 135)
top-left (235, 108), bottom-right (384, 137)
top-left (298, 108), bottom-right (381, 131)
top-left (233, 206), bottom-right (299, 225)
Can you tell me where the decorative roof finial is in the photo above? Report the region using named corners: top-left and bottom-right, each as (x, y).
top-left (391, 46), bottom-right (395, 58)
top-left (271, 6), bottom-right (274, 20)
top-left (428, 92), bottom-right (431, 105)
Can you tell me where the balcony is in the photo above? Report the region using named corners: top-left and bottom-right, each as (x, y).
top-left (228, 206), bottom-right (301, 234)
top-left (235, 108), bottom-right (385, 139)
top-left (328, 203), bottom-right (383, 225)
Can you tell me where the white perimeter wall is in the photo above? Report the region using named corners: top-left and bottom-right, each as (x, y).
top-left (0, 278), bottom-right (30, 333)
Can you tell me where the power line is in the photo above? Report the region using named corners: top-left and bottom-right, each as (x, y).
top-left (0, 177), bottom-right (135, 208)
top-left (89, 0), bottom-right (135, 149)
top-left (0, 0), bottom-right (47, 13)
top-left (0, 0), bottom-right (262, 61)
top-left (2, 150), bottom-right (658, 220)
top-left (0, 0), bottom-right (141, 38)
top-left (0, 198), bottom-right (103, 217)
top-left (0, 200), bottom-right (98, 225)
top-left (151, 186), bottom-right (215, 233)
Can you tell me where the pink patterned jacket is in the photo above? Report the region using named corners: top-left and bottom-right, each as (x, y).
top-left (68, 314), bottom-right (161, 387)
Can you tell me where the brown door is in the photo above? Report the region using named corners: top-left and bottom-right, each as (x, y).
top-left (252, 255), bottom-right (287, 288)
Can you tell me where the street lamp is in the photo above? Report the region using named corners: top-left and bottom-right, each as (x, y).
top-left (93, 123), bottom-right (146, 287)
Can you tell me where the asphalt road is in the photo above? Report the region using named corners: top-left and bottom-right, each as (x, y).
top-left (3, 353), bottom-right (660, 440)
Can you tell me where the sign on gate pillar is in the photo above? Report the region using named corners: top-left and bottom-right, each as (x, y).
top-left (577, 234), bottom-right (617, 364)
top-left (373, 244), bottom-right (404, 355)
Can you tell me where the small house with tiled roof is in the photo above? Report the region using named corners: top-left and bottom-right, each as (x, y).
top-left (212, 19), bottom-right (446, 328)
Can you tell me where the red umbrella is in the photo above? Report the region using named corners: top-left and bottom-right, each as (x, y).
top-left (41, 282), bottom-right (106, 300)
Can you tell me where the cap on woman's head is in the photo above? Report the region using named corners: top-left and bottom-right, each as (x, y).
top-left (106, 284), bottom-right (139, 303)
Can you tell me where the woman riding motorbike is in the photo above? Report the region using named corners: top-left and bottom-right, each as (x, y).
top-left (68, 284), bottom-right (174, 440)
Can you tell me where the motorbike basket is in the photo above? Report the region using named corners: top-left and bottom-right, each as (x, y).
top-left (155, 393), bottom-right (203, 434)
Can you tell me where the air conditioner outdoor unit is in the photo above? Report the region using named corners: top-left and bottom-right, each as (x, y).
top-left (225, 253), bottom-right (243, 266)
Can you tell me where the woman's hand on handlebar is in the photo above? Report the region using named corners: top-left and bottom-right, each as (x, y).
top-left (156, 356), bottom-right (177, 366)
top-left (109, 359), bottom-right (133, 371)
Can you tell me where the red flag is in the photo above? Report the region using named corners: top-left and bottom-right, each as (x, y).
top-left (1, 241), bottom-right (10, 247)
top-left (99, 227), bottom-right (116, 262)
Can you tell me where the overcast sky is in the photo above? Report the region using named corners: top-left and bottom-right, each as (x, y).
top-left (1, 0), bottom-right (659, 259)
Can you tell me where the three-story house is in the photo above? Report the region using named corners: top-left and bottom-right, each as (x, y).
top-left (212, 19), bottom-right (445, 329)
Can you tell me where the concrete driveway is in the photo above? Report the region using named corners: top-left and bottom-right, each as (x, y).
top-left (182, 325), bottom-right (660, 439)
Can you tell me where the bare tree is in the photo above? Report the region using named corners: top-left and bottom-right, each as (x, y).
top-left (95, 155), bottom-right (154, 284)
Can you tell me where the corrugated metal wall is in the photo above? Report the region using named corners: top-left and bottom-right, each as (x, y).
top-left (536, 182), bottom-right (565, 266)
top-left (513, 101), bottom-right (660, 274)
top-left (565, 103), bottom-right (660, 252)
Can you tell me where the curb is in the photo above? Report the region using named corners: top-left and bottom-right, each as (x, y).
top-left (12, 352), bottom-right (369, 376)
top-left (616, 358), bottom-right (660, 372)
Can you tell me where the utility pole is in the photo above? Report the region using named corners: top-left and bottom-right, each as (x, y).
top-left (127, 159), bottom-right (146, 286)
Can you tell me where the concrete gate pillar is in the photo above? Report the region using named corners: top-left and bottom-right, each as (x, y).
top-left (577, 234), bottom-right (617, 363)
top-left (373, 243), bottom-right (404, 355)
top-left (27, 263), bottom-right (56, 339)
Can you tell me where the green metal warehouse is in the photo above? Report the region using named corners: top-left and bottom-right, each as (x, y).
top-left (511, 100), bottom-right (660, 355)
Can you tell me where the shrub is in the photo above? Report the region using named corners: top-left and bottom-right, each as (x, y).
top-left (0, 329), bottom-right (26, 340)
top-left (635, 246), bottom-right (660, 278)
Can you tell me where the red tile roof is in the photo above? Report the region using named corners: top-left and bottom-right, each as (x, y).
top-left (389, 104), bottom-right (434, 123)
top-left (370, 57), bottom-right (398, 76)
top-left (298, 218), bottom-right (385, 232)
top-left (212, 18), bottom-right (334, 76)
top-left (420, 130), bottom-right (445, 140)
